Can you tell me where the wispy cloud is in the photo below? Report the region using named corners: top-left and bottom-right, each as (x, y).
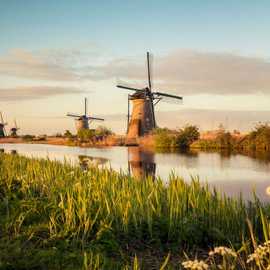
top-left (94, 50), bottom-right (270, 95)
top-left (1, 48), bottom-right (270, 95)
top-left (0, 86), bottom-right (84, 101)
top-left (0, 49), bottom-right (80, 81)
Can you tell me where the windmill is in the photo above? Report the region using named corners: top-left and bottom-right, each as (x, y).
top-left (117, 52), bottom-right (183, 145)
top-left (0, 112), bottom-right (8, 137)
top-left (10, 120), bottom-right (20, 137)
top-left (67, 98), bottom-right (104, 132)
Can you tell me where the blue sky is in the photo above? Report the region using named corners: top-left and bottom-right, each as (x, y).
top-left (0, 0), bottom-right (270, 134)
top-left (2, 0), bottom-right (270, 56)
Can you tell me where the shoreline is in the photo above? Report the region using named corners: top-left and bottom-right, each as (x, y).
top-left (0, 136), bottom-right (126, 148)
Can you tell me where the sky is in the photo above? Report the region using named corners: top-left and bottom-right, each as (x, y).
top-left (1, 0), bottom-right (270, 135)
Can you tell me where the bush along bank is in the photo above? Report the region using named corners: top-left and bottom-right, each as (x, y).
top-left (191, 123), bottom-right (270, 151)
top-left (153, 125), bottom-right (200, 149)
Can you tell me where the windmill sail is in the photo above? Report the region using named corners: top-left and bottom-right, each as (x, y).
top-left (87, 116), bottom-right (104, 121)
top-left (154, 91), bottom-right (183, 104)
top-left (67, 113), bottom-right (81, 118)
top-left (147, 52), bottom-right (152, 90)
top-left (117, 85), bottom-right (144, 92)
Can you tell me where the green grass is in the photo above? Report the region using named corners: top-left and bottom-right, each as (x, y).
top-left (0, 153), bottom-right (269, 269)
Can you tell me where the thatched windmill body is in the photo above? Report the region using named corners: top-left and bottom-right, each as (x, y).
top-left (67, 98), bottom-right (104, 132)
top-left (0, 112), bottom-right (8, 137)
top-left (117, 52), bottom-right (183, 145)
top-left (10, 120), bottom-right (20, 137)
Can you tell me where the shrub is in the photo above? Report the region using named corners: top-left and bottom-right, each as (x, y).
top-left (153, 128), bottom-right (176, 148)
top-left (77, 128), bottom-right (95, 142)
top-left (64, 129), bottom-right (73, 139)
top-left (95, 126), bottom-right (113, 137)
top-left (175, 125), bottom-right (200, 148)
top-left (22, 134), bottom-right (35, 141)
top-left (154, 126), bottom-right (200, 149)
top-left (240, 123), bottom-right (270, 151)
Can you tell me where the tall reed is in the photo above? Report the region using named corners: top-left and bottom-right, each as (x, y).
top-left (0, 153), bottom-right (269, 269)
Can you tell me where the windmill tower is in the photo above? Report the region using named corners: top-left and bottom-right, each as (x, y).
top-left (10, 120), bottom-right (20, 137)
top-left (67, 98), bottom-right (104, 132)
top-left (0, 112), bottom-right (8, 137)
top-left (117, 52), bottom-right (183, 145)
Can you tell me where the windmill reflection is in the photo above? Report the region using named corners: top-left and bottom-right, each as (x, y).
top-left (128, 147), bottom-right (156, 179)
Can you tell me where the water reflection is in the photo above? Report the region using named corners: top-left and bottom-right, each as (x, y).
top-left (128, 147), bottom-right (156, 179)
top-left (78, 155), bottom-right (109, 170)
top-left (192, 148), bottom-right (270, 164)
top-left (0, 143), bottom-right (270, 201)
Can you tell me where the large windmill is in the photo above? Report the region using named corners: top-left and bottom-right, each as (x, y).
top-left (10, 120), bottom-right (20, 137)
top-left (117, 52), bottom-right (183, 144)
top-left (0, 112), bottom-right (8, 137)
top-left (67, 98), bottom-right (104, 132)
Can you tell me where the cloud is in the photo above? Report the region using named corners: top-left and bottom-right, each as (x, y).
top-left (0, 49), bottom-right (80, 81)
top-left (0, 86), bottom-right (84, 101)
top-left (156, 109), bottom-right (270, 131)
top-left (90, 50), bottom-right (270, 95)
top-left (1, 48), bottom-right (270, 95)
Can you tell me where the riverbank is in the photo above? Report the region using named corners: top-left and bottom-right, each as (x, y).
top-left (1, 122), bottom-right (269, 152)
top-left (0, 153), bottom-right (270, 269)
top-left (0, 135), bottom-right (126, 147)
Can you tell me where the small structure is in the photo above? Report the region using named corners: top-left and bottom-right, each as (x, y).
top-left (67, 98), bottom-right (104, 132)
top-left (0, 112), bottom-right (8, 137)
top-left (117, 52), bottom-right (183, 145)
top-left (10, 120), bottom-right (20, 137)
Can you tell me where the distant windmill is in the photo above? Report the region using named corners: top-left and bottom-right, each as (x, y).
top-left (0, 112), bottom-right (8, 137)
top-left (117, 52), bottom-right (183, 144)
top-left (10, 120), bottom-right (20, 137)
top-left (67, 98), bottom-right (104, 132)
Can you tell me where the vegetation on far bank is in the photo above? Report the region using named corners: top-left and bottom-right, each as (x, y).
top-left (1, 153), bottom-right (270, 269)
top-left (153, 123), bottom-right (270, 152)
top-left (2, 122), bottom-right (270, 153)
top-left (153, 125), bottom-right (200, 149)
top-left (192, 123), bottom-right (270, 151)
top-left (14, 126), bottom-right (126, 147)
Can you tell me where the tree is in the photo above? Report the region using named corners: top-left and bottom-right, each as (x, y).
top-left (154, 128), bottom-right (175, 148)
top-left (175, 125), bottom-right (200, 148)
top-left (77, 129), bottom-right (95, 142)
top-left (64, 130), bottom-right (73, 139)
top-left (95, 126), bottom-right (113, 137)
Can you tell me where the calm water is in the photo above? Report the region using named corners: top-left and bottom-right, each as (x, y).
top-left (1, 143), bottom-right (270, 201)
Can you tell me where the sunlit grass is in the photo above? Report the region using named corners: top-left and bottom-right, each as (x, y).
top-left (0, 153), bottom-right (269, 269)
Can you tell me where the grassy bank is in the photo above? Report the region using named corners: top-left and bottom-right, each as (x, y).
top-left (192, 123), bottom-right (270, 151)
top-left (0, 154), bottom-right (270, 269)
top-left (152, 123), bottom-right (270, 153)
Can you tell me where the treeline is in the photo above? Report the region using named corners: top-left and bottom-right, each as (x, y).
top-left (153, 125), bottom-right (200, 149)
top-left (21, 126), bottom-right (114, 143)
top-left (75, 126), bottom-right (113, 142)
top-left (240, 123), bottom-right (270, 150)
top-left (154, 123), bottom-right (270, 151)
top-left (193, 123), bottom-right (270, 151)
